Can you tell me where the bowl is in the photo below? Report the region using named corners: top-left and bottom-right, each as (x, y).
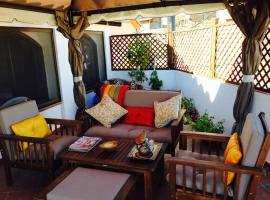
top-left (99, 140), bottom-right (118, 151)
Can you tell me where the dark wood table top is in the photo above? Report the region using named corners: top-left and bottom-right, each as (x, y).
top-left (59, 137), bottom-right (168, 173)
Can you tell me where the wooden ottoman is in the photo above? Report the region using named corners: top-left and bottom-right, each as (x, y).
top-left (34, 167), bottom-right (136, 200)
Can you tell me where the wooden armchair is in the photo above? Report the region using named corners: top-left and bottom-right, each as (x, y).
top-left (167, 112), bottom-right (270, 200)
top-left (0, 100), bottom-right (82, 185)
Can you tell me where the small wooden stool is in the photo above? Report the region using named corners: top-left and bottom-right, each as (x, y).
top-left (34, 167), bottom-right (136, 200)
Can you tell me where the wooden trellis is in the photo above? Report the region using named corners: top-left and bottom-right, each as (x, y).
top-left (215, 23), bottom-right (244, 82)
top-left (110, 33), bottom-right (169, 70)
top-left (110, 23), bottom-right (270, 93)
top-left (173, 27), bottom-right (213, 77)
top-left (215, 23), bottom-right (270, 93)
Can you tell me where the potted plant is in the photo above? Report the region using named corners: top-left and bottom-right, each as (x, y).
top-left (181, 97), bottom-right (199, 131)
top-left (149, 70), bottom-right (163, 90)
top-left (192, 113), bottom-right (224, 133)
top-left (126, 38), bottom-right (151, 86)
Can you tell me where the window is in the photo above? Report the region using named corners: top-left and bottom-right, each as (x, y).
top-left (0, 27), bottom-right (61, 109)
top-left (80, 31), bottom-right (107, 92)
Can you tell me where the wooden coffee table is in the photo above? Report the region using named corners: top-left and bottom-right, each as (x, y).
top-left (59, 138), bottom-right (167, 200)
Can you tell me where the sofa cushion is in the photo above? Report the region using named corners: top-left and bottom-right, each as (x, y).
top-left (238, 114), bottom-right (265, 200)
top-left (85, 124), bottom-right (171, 143)
top-left (154, 95), bottom-right (181, 128)
top-left (123, 107), bottom-right (154, 127)
top-left (47, 167), bottom-right (130, 200)
top-left (123, 90), bottom-right (180, 108)
top-left (85, 94), bottom-right (128, 128)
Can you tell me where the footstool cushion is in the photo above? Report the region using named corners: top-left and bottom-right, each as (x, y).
top-left (46, 167), bottom-right (131, 200)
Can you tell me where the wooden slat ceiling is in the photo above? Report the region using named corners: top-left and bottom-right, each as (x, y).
top-left (0, 0), bottom-right (223, 13)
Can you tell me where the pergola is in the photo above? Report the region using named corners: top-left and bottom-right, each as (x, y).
top-left (0, 0), bottom-right (269, 135)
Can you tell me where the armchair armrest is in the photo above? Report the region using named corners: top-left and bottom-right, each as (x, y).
top-left (0, 133), bottom-right (54, 143)
top-left (45, 118), bottom-right (83, 136)
top-left (167, 157), bottom-right (265, 176)
top-left (0, 133), bottom-right (55, 168)
top-left (180, 131), bottom-right (230, 143)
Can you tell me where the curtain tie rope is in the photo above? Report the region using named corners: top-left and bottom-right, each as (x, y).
top-left (73, 76), bottom-right (82, 83)
top-left (242, 75), bottom-right (254, 83)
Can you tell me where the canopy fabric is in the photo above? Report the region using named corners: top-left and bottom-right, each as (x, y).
top-left (0, 0), bottom-right (222, 12)
top-left (87, 3), bottom-right (225, 24)
top-left (71, 0), bottom-right (162, 11)
top-left (0, 0), bottom-right (71, 10)
top-left (0, 3), bottom-right (225, 25)
top-left (225, 0), bottom-right (270, 135)
top-left (55, 11), bottom-right (90, 112)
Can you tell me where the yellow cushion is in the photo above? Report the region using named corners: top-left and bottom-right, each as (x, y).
top-left (11, 114), bottom-right (52, 150)
top-left (223, 132), bottom-right (242, 185)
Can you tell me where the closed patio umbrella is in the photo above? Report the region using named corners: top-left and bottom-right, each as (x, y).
top-left (55, 11), bottom-right (90, 118)
top-left (225, 0), bottom-right (270, 134)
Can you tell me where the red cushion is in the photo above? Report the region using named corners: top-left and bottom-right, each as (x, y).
top-left (117, 85), bottom-right (130, 106)
top-left (123, 107), bottom-right (154, 127)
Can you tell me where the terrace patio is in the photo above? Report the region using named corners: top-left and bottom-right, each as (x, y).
top-left (0, 0), bottom-right (270, 200)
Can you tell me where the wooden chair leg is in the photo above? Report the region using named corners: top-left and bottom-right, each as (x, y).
top-left (171, 147), bottom-right (176, 157)
top-left (48, 170), bottom-right (54, 182)
top-left (4, 163), bottom-right (12, 185)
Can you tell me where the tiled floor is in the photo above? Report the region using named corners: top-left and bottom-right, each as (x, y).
top-left (0, 162), bottom-right (270, 200)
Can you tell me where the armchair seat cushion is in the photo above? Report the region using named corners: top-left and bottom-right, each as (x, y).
top-left (166, 150), bottom-right (225, 195)
top-left (168, 165), bottom-right (225, 195)
top-left (84, 123), bottom-right (172, 143)
top-left (176, 150), bottom-right (224, 162)
top-left (49, 135), bottom-right (79, 159)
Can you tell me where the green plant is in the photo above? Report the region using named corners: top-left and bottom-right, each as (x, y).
top-left (126, 38), bottom-right (151, 69)
top-left (181, 97), bottom-right (199, 125)
top-left (128, 69), bottom-right (148, 84)
top-left (149, 70), bottom-right (163, 90)
top-left (192, 113), bottom-right (225, 133)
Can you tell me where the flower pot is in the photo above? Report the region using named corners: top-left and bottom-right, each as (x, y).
top-left (183, 124), bottom-right (193, 131)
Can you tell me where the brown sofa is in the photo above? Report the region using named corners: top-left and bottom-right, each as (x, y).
top-left (84, 89), bottom-right (184, 156)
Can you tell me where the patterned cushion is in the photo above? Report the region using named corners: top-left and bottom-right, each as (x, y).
top-left (154, 95), bottom-right (181, 128)
top-left (85, 94), bottom-right (128, 128)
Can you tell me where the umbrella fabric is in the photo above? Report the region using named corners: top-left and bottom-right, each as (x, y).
top-left (225, 0), bottom-right (270, 134)
top-left (55, 11), bottom-right (90, 110)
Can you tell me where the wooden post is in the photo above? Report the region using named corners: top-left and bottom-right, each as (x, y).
top-left (167, 25), bottom-right (174, 69)
top-left (210, 19), bottom-right (218, 79)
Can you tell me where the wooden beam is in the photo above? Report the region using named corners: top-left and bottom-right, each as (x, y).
top-left (72, 0), bottom-right (223, 16)
top-left (95, 20), bottom-right (122, 27)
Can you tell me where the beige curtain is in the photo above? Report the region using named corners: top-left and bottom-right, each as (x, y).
top-left (225, 0), bottom-right (270, 134)
top-left (55, 11), bottom-right (90, 114)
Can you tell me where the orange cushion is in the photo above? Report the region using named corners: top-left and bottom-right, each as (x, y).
top-left (223, 132), bottom-right (242, 185)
